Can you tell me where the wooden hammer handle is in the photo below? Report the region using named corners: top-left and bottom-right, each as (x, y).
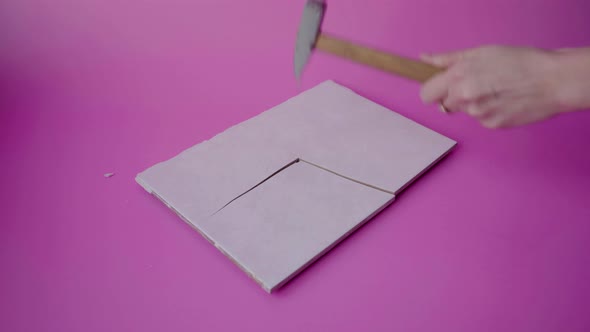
top-left (315, 34), bottom-right (443, 83)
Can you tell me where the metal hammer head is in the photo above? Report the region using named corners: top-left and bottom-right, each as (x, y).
top-left (294, 0), bottom-right (326, 80)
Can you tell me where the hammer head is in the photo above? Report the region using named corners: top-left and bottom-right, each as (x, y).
top-left (294, 0), bottom-right (326, 80)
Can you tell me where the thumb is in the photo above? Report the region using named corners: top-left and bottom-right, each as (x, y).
top-left (421, 49), bottom-right (472, 67)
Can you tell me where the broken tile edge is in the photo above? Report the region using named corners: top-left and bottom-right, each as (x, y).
top-left (393, 141), bottom-right (457, 196)
top-left (269, 194), bottom-right (396, 293)
top-left (135, 175), bottom-right (268, 291)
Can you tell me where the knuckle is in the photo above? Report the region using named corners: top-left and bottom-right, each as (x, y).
top-left (482, 45), bottom-right (501, 53)
top-left (452, 62), bottom-right (468, 76)
top-left (419, 87), bottom-right (427, 101)
top-left (455, 84), bottom-right (478, 101)
top-left (466, 105), bottom-right (483, 116)
top-left (419, 86), bottom-right (433, 102)
top-left (482, 118), bottom-right (505, 129)
top-left (482, 120), bottom-right (498, 129)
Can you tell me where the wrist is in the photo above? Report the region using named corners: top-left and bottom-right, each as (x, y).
top-left (546, 48), bottom-right (590, 113)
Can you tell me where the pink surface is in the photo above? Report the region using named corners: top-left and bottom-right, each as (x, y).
top-left (1, 0), bottom-right (589, 331)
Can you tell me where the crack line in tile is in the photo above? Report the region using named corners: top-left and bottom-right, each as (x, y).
top-left (210, 158), bottom-right (301, 216)
top-left (210, 157), bottom-right (397, 216)
top-left (299, 159), bottom-right (395, 195)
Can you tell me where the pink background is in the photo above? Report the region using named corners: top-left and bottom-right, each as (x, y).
top-left (1, 0), bottom-right (589, 331)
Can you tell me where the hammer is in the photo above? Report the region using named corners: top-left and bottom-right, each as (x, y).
top-left (294, 0), bottom-right (444, 84)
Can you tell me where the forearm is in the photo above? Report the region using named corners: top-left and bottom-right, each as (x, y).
top-left (548, 47), bottom-right (590, 112)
